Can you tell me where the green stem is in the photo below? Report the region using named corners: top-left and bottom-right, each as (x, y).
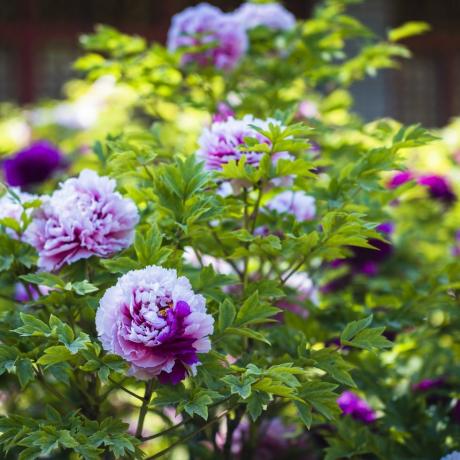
top-left (107, 376), bottom-right (146, 402)
top-left (136, 380), bottom-right (155, 439)
top-left (145, 405), bottom-right (236, 460)
top-left (141, 396), bottom-right (234, 442)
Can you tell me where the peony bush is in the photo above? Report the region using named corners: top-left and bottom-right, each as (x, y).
top-left (0, 1), bottom-right (459, 459)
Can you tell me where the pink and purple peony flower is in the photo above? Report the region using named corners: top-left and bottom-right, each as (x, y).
top-left (96, 265), bottom-right (214, 384)
top-left (337, 391), bottom-right (376, 423)
top-left (3, 140), bottom-right (62, 187)
top-left (266, 190), bottom-right (316, 222)
top-left (233, 2), bottom-right (296, 31)
top-left (167, 3), bottom-right (247, 71)
top-left (197, 115), bottom-right (276, 170)
top-left (24, 169), bottom-right (139, 271)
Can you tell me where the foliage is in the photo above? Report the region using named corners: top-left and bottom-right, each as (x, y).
top-left (0, 1), bottom-right (459, 459)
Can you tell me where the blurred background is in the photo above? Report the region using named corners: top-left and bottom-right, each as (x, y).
top-left (0, 0), bottom-right (459, 127)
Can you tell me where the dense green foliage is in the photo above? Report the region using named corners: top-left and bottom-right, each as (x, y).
top-left (0, 1), bottom-right (459, 459)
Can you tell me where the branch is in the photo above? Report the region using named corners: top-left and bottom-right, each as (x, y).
top-left (145, 405), bottom-right (236, 460)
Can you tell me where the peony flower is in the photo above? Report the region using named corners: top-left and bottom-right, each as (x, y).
top-left (24, 169), bottom-right (138, 271)
top-left (297, 100), bottom-right (319, 119)
top-left (418, 174), bottom-right (456, 205)
top-left (3, 140), bottom-right (62, 187)
top-left (266, 190), bottom-right (316, 221)
top-left (167, 3), bottom-right (247, 71)
top-left (233, 2), bottom-right (296, 31)
top-left (347, 222), bottom-right (393, 275)
top-left (183, 246), bottom-right (236, 276)
top-left (96, 265), bottom-right (214, 384)
top-left (387, 170), bottom-right (413, 189)
top-left (412, 377), bottom-right (445, 392)
top-left (197, 115), bottom-right (270, 170)
top-left (337, 391), bottom-right (376, 423)
top-left (0, 188), bottom-right (38, 238)
top-left (212, 102), bottom-right (235, 123)
top-left (14, 283), bottom-right (49, 302)
top-left (441, 453), bottom-right (460, 460)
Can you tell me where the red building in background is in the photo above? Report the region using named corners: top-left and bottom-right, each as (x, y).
top-left (1, 0), bottom-right (460, 127)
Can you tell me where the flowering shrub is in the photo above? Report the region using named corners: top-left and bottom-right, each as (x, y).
top-left (0, 1), bottom-right (459, 459)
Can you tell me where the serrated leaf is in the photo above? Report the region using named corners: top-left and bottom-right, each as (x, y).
top-left (247, 391), bottom-right (271, 421)
top-left (15, 313), bottom-right (50, 337)
top-left (236, 292), bottom-right (280, 326)
top-left (218, 299), bottom-right (236, 332)
top-left (340, 315), bottom-right (373, 342)
top-left (38, 346), bottom-right (73, 366)
top-left (225, 327), bottom-right (271, 345)
top-left (295, 401), bottom-right (312, 429)
top-left (346, 327), bottom-right (393, 351)
top-left (16, 358), bottom-right (35, 388)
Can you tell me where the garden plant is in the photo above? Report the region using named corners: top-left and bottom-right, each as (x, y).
top-left (0, 1), bottom-right (460, 459)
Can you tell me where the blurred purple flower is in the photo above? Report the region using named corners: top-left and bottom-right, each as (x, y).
top-left (167, 3), bottom-right (247, 71)
top-left (266, 190), bottom-right (316, 222)
top-left (233, 2), bottom-right (296, 31)
top-left (298, 100), bottom-right (319, 119)
top-left (212, 102), bottom-right (234, 122)
top-left (418, 174), bottom-right (456, 205)
top-left (14, 283), bottom-right (49, 302)
top-left (412, 377), bottom-right (445, 392)
top-left (337, 391), bottom-right (376, 423)
top-left (387, 171), bottom-right (413, 189)
top-left (3, 141), bottom-right (62, 187)
top-left (216, 417), bottom-right (308, 459)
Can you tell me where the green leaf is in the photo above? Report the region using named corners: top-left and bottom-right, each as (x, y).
top-left (0, 255), bottom-right (14, 272)
top-left (389, 21), bottom-right (430, 42)
top-left (236, 292), bottom-right (280, 326)
top-left (218, 299), bottom-right (236, 332)
top-left (225, 327), bottom-right (271, 345)
top-left (340, 315), bottom-right (373, 342)
top-left (15, 313), bottom-right (51, 337)
top-left (247, 391), bottom-right (271, 421)
top-left (183, 391), bottom-right (213, 420)
top-left (301, 382), bottom-right (340, 421)
top-left (68, 280), bottom-right (98, 295)
top-left (295, 401), bottom-right (313, 429)
top-left (100, 256), bottom-right (139, 274)
top-left (20, 273), bottom-right (64, 289)
top-left (222, 375), bottom-right (256, 400)
top-left (346, 327), bottom-right (393, 351)
top-left (312, 349), bottom-right (356, 387)
top-left (38, 346), bottom-right (73, 366)
top-left (16, 358), bottom-right (35, 388)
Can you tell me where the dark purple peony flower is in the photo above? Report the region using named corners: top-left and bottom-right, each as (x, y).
top-left (96, 266), bottom-right (214, 384)
top-left (412, 377), bottom-right (445, 392)
top-left (347, 222), bottom-right (393, 274)
top-left (337, 391), bottom-right (376, 423)
top-left (387, 171), bottom-right (413, 189)
top-left (417, 174), bottom-right (456, 205)
top-left (3, 140), bottom-right (62, 187)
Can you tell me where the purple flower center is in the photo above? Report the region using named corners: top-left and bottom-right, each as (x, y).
top-left (119, 291), bottom-right (199, 385)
